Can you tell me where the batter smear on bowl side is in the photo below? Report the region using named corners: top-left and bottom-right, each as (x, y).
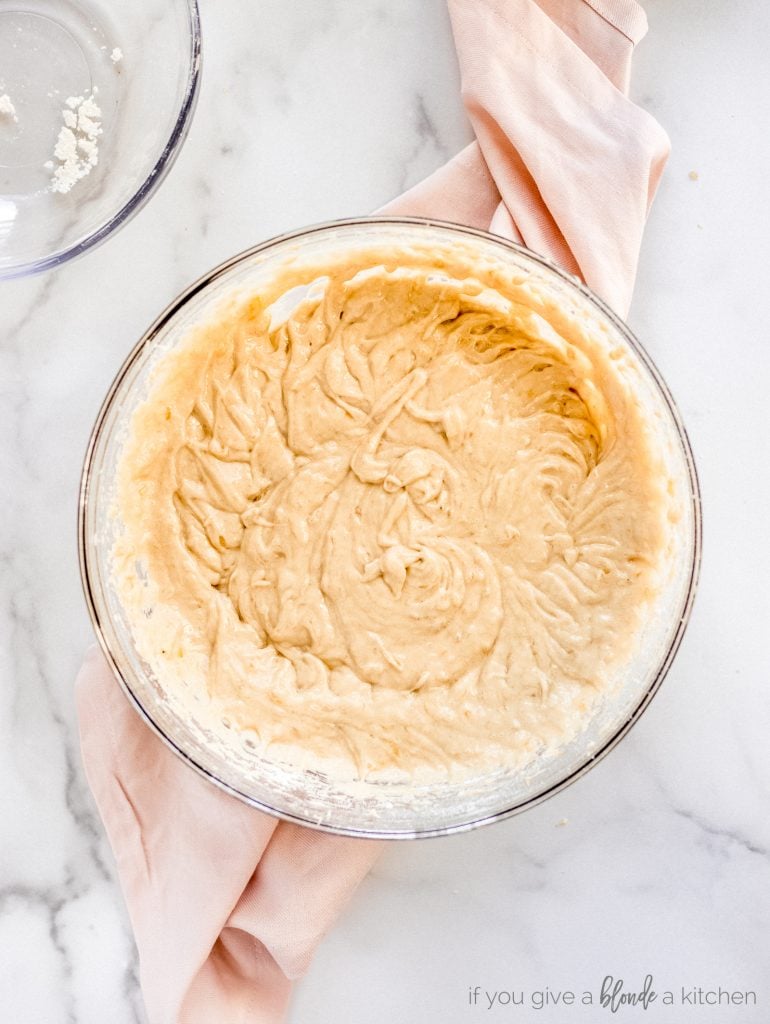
top-left (115, 243), bottom-right (673, 779)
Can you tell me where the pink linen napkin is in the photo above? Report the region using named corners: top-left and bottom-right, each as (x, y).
top-left (77, 2), bottom-right (669, 1021)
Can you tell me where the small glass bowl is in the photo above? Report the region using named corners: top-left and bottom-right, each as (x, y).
top-left (79, 219), bottom-right (702, 839)
top-left (0, 0), bottom-right (200, 279)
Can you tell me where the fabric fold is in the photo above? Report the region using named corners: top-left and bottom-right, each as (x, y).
top-left (445, 0), bottom-right (669, 314)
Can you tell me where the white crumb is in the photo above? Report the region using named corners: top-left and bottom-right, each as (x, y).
top-left (0, 93), bottom-right (18, 122)
top-left (77, 96), bottom-right (101, 135)
top-left (110, 47), bottom-right (123, 64)
top-left (48, 91), bottom-right (102, 194)
top-left (77, 138), bottom-right (98, 160)
top-left (53, 126), bottom-right (78, 162)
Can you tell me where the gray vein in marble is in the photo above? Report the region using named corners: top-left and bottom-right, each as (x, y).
top-left (5, 584), bottom-right (112, 885)
top-left (0, 887), bottom-right (77, 1024)
top-left (121, 947), bottom-right (146, 1024)
top-left (192, 176), bottom-right (213, 240)
top-left (0, 271), bottom-right (57, 343)
top-left (396, 92), bottom-right (453, 194)
top-left (671, 805), bottom-right (770, 861)
top-left (624, 727), bottom-right (770, 865)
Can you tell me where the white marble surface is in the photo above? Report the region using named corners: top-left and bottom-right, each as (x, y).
top-left (1, 1), bottom-right (768, 1021)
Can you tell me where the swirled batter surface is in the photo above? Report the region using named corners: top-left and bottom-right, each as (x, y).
top-left (116, 244), bottom-right (669, 778)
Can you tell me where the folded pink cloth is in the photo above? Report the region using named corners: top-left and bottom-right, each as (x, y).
top-left (77, 2), bottom-right (669, 1021)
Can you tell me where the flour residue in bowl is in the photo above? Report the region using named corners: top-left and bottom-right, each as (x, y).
top-left (114, 244), bottom-right (674, 779)
top-left (46, 90), bottom-right (102, 194)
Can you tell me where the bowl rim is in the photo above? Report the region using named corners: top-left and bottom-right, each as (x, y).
top-left (78, 216), bottom-right (703, 840)
top-left (0, 0), bottom-right (202, 280)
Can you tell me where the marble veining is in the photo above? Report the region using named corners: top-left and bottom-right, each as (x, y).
top-left (0, 0), bottom-right (768, 1021)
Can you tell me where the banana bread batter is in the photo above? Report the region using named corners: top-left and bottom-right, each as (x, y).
top-left (115, 243), bottom-right (670, 778)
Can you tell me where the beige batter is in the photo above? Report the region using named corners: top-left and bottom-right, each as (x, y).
top-left (115, 242), bottom-right (671, 779)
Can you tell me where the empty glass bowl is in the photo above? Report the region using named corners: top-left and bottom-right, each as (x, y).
top-left (0, 0), bottom-right (200, 278)
top-left (79, 219), bottom-right (702, 838)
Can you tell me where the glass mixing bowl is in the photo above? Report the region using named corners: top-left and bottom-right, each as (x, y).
top-left (79, 219), bottom-right (701, 838)
top-left (0, 0), bottom-right (200, 278)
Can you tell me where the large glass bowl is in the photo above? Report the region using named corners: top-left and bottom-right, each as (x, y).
top-left (79, 219), bottom-right (701, 838)
top-left (0, 0), bottom-right (200, 278)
